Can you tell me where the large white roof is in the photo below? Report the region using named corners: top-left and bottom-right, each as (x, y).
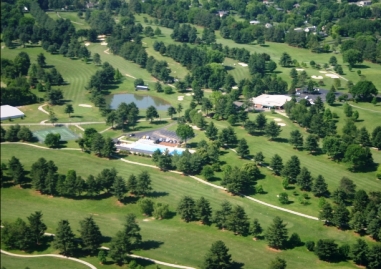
top-left (252, 94), bottom-right (292, 107)
top-left (1, 105), bottom-right (25, 120)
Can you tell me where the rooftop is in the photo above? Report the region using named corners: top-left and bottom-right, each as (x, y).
top-left (1, 105), bottom-right (25, 120)
top-left (252, 94), bottom-right (292, 107)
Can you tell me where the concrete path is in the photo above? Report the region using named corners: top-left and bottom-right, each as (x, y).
top-left (349, 104), bottom-right (381, 114)
top-left (1, 249), bottom-right (97, 269)
top-left (38, 104), bottom-right (49, 115)
top-left (1, 122), bottom-right (105, 126)
top-left (1, 142), bottom-right (81, 151)
top-left (120, 159), bottom-right (319, 220)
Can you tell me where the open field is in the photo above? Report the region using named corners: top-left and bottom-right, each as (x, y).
top-left (1, 144), bottom-right (373, 269)
top-left (47, 11), bottom-right (90, 30)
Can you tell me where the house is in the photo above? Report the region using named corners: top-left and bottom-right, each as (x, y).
top-left (304, 26), bottom-right (317, 33)
top-left (135, 85), bottom-right (149, 91)
top-left (250, 20), bottom-right (261, 25)
top-left (1, 105), bottom-right (25, 120)
top-left (293, 27), bottom-right (304, 32)
top-left (357, 1), bottom-right (371, 6)
top-left (218, 10), bottom-right (229, 17)
top-left (265, 23), bottom-right (273, 28)
top-left (252, 94), bottom-right (292, 109)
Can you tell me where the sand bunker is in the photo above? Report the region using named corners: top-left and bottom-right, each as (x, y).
top-left (185, 93), bottom-right (192, 96)
top-left (319, 71), bottom-right (327, 73)
top-left (273, 118), bottom-right (282, 122)
top-left (104, 48), bottom-right (110, 54)
top-left (79, 104), bottom-right (92, 108)
top-left (178, 96), bottom-right (184, 101)
top-left (84, 42), bottom-right (90, 46)
top-left (232, 86), bottom-right (239, 90)
top-left (296, 68), bottom-right (304, 71)
top-left (325, 74), bottom-right (340, 78)
top-left (125, 74), bottom-right (136, 79)
top-left (277, 123), bottom-right (286, 126)
top-left (238, 62), bottom-right (248, 67)
top-left (311, 75), bottom-right (323, 79)
top-left (100, 42), bottom-right (108, 46)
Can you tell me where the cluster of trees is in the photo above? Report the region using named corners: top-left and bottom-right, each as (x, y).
top-left (1, 125), bottom-right (33, 142)
top-left (106, 102), bottom-right (139, 130)
top-left (221, 163), bottom-right (262, 195)
top-left (244, 113), bottom-right (282, 140)
top-left (76, 128), bottom-right (116, 157)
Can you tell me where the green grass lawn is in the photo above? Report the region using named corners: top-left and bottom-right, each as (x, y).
top-left (47, 11), bottom-right (90, 30)
top-left (1, 144), bottom-right (377, 269)
top-left (0, 253), bottom-right (89, 269)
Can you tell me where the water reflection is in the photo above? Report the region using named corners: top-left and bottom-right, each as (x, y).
top-left (107, 93), bottom-right (171, 110)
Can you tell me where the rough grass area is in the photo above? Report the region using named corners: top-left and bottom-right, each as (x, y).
top-left (1, 144), bottom-right (376, 269)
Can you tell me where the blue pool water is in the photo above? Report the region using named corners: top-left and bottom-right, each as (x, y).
top-left (130, 143), bottom-right (186, 155)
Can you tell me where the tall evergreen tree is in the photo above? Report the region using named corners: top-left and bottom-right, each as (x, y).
top-left (214, 201), bottom-right (232, 230)
top-left (289, 130), bottom-right (304, 149)
top-left (27, 211), bottom-right (47, 245)
top-left (227, 205), bottom-right (250, 236)
top-left (351, 239), bottom-right (369, 266)
top-left (79, 216), bottom-right (103, 255)
top-left (268, 257), bottom-right (287, 269)
top-left (53, 220), bottom-right (77, 256)
top-left (265, 121), bottom-right (282, 140)
top-left (250, 219), bottom-right (263, 240)
top-left (319, 203), bottom-right (333, 225)
top-left (177, 196), bottom-right (196, 222)
top-left (312, 175), bottom-right (329, 197)
top-left (296, 167), bottom-right (313, 191)
top-left (270, 154), bottom-right (283, 176)
top-left (196, 197), bottom-right (212, 224)
top-left (236, 138), bottom-right (250, 159)
top-left (266, 217), bottom-right (288, 249)
top-left (202, 241), bottom-right (233, 269)
top-left (136, 171), bottom-right (152, 196)
top-left (367, 244), bottom-right (381, 269)
top-left (314, 239), bottom-right (338, 262)
top-left (282, 156), bottom-right (300, 183)
top-left (305, 134), bottom-right (319, 154)
top-left (127, 174), bottom-right (138, 195)
top-left (332, 203), bottom-right (350, 229)
top-left (112, 176), bottom-right (127, 201)
top-left (8, 156), bottom-right (24, 185)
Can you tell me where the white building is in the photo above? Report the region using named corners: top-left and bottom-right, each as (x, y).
top-left (1, 105), bottom-right (25, 120)
top-left (250, 20), bottom-right (261, 25)
top-left (252, 94), bottom-right (292, 109)
top-left (265, 23), bottom-right (273, 28)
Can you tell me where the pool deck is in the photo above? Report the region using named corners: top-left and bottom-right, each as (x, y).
top-left (117, 139), bottom-right (194, 155)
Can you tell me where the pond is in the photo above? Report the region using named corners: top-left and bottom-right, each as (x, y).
top-left (107, 93), bottom-right (171, 110)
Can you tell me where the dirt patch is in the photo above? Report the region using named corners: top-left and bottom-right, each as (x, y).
top-left (277, 123), bottom-right (286, 126)
top-left (85, 42), bottom-right (90, 46)
top-left (125, 73), bottom-right (136, 79)
top-left (101, 42), bottom-right (108, 46)
top-left (267, 247), bottom-right (282, 252)
top-left (79, 104), bottom-right (92, 108)
top-left (273, 118), bottom-right (282, 122)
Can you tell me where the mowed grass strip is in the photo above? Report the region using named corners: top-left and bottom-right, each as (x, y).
top-left (0, 144), bottom-right (372, 269)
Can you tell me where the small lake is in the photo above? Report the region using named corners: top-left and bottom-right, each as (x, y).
top-left (107, 93), bottom-right (171, 110)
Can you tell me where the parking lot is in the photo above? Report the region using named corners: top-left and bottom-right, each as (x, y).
top-left (123, 128), bottom-right (180, 143)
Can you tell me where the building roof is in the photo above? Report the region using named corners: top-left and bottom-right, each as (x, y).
top-left (1, 105), bottom-right (25, 120)
top-left (252, 94), bottom-right (292, 107)
top-left (250, 20), bottom-right (260, 24)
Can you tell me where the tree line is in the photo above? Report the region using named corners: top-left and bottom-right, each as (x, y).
top-left (1, 157), bottom-right (154, 203)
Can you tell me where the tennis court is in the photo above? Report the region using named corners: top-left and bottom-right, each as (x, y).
top-left (33, 126), bottom-right (78, 141)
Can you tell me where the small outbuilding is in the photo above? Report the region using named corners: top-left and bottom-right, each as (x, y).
top-left (1, 105), bottom-right (25, 120)
top-left (252, 94), bottom-right (292, 109)
top-left (135, 85), bottom-right (149, 91)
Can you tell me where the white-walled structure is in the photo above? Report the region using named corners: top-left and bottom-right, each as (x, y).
top-left (1, 105), bottom-right (25, 120)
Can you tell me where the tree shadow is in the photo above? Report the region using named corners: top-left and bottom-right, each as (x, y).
top-left (70, 115), bottom-right (84, 118)
top-left (121, 195), bottom-right (140, 204)
top-left (232, 261), bottom-right (245, 269)
top-left (146, 191), bottom-right (169, 198)
top-left (354, 64), bottom-right (370, 69)
top-left (101, 236), bottom-right (112, 244)
top-left (273, 137), bottom-right (289, 143)
top-left (140, 240), bottom-right (164, 251)
top-left (224, 65), bottom-right (235, 71)
top-left (186, 142), bottom-right (198, 148)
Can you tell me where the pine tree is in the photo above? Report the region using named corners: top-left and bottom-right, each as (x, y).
top-left (27, 211), bottom-right (47, 245)
top-left (109, 231), bottom-right (127, 264)
top-left (98, 250), bottom-right (107, 264)
top-left (254, 151), bottom-right (265, 165)
top-left (250, 219), bottom-right (263, 240)
top-left (30, 158), bottom-right (48, 191)
top-left (64, 104), bottom-right (74, 117)
top-left (350, 211), bottom-right (366, 233)
top-left (270, 154), bottom-right (283, 176)
top-left (367, 244), bottom-right (381, 269)
top-left (332, 203), bottom-right (350, 229)
top-left (53, 220), bottom-right (77, 256)
top-left (17, 126), bottom-right (33, 142)
top-left (112, 176), bottom-right (127, 201)
top-left (136, 171), bottom-right (152, 196)
top-left (319, 203), bottom-right (333, 225)
top-left (265, 121), bottom-right (282, 140)
top-left (305, 134), bottom-right (319, 154)
top-left (256, 113), bottom-right (267, 131)
top-left (236, 138), bottom-right (250, 159)
top-left (101, 137), bottom-right (116, 158)
top-left (268, 257), bottom-right (287, 269)
top-left (266, 217), bottom-right (288, 249)
top-left (139, 198), bottom-right (154, 216)
top-left (296, 167), bottom-right (313, 191)
top-left (227, 206), bottom-right (250, 236)
top-left (281, 156), bottom-right (300, 183)
top-left (196, 197), bottom-right (212, 224)
top-left (357, 127), bottom-right (371, 146)
top-left (214, 201), bottom-right (232, 230)
top-left (86, 175), bottom-right (99, 197)
top-left (79, 216), bottom-right (103, 255)
top-left (314, 239), bottom-right (338, 262)
top-left (202, 241), bottom-right (233, 269)
top-left (289, 130), bottom-right (304, 149)
top-left (312, 175), bottom-right (328, 197)
top-left (127, 174), bottom-right (138, 194)
top-left (8, 156), bottom-right (24, 185)
top-left (177, 196), bottom-right (196, 222)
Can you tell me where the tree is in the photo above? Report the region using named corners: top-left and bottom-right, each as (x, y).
top-left (17, 126), bottom-right (33, 142)
top-left (139, 198), bottom-right (154, 216)
top-left (279, 52), bottom-right (292, 67)
top-left (304, 134), bottom-right (319, 154)
top-left (93, 53), bottom-right (101, 65)
top-left (282, 156), bottom-right (300, 183)
top-left (350, 81), bottom-right (378, 101)
top-left (136, 171), bottom-right (151, 196)
top-left (27, 211), bottom-right (47, 245)
top-left (250, 219), bottom-right (263, 240)
top-left (319, 203), bottom-right (333, 225)
top-left (177, 103), bottom-right (183, 115)
top-left (296, 167), bottom-right (313, 191)
top-left (48, 108), bottom-right (59, 124)
top-left (236, 138), bottom-right (250, 159)
top-left (37, 53), bottom-right (46, 67)
top-left (218, 127), bottom-right (237, 148)
top-left (153, 203), bottom-right (170, 220)
top-left (350, 239), bottom-right (369, 266)
top-left (112, 176), bottom-right (127, 201)
top-left (265, 121), bottom-right (282, 140)
top-left (332, 203), bottom-right (350, 229)
top-left (357, 127), bottom-right (371, 147)
top-left (134, 78), bottom-right (144, 87)
top-left (146, 106), bottom-right (159, 122)
top-left (98, 250), bottom-right (107, 264)
top-left (167, 106), bottom-right (177, 119)
top-left (214, 201), bottom-right (232, 230)
top-left (91, 133), bottom-right (105, 156)
top-left (268, 257), bottom-right (287, 269)
top-left (201, 165), bottom-right (214, 180)
top-left (102, 137), bottom-right (116, 159)
top-left (79, 216), bottom-right (103, 255)
top-left (314, 239), bottom-right (338, 262)
top-left (256, 113), bottom-right (267, 131)
top-left (344, 144), bottom-right (373, 171)
top-left (367, 244), bottom-right (381, 269)
top-left (326, 90), bottom-right (336, 106)
top-left (227, 205), bottom-right (250, 236)
top-left (127, 174), bottom-right (138, 195)
top-left (196, 197), bottom-right (212, 224)
top-left (177, 196), bottom-right (196, 222)
top-left (289, 130), bottom-right (303, 149)
top-left (64, 104), bottom-right (74, 118)
top-left (266, 217), bottom-right (288, 249)
top-left (53, 220), bottom-right (77, 256)
top-left (350, 211), bottom-right (366, 233)
top-left (176, 124), bottom-right (195, 143)
top-left (8, 156), bottom-right (24, 185)
top-left (202, 241), bottom-right (233, 269)
top-left (278, 192), bottom-right (289, 204)
top-left (270, 154), bottom-right (283, 176)
top-left (205, 122), bottom-right (218, 141)
top-left (312, 175), bottom-right (328, 197)
top-left (343, 49), bottom-right (363, 67)
top-left (1, 218), bottom-right (33, 250)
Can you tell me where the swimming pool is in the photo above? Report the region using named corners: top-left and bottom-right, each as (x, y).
top-left (125, 142), bottom-right (187, 155)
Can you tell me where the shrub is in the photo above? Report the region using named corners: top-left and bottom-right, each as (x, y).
top-left (278, 192), bottom-right (289, 204)
top-left (376, 166), bottom-right (381, 180)
top-left (164, 86), bottom-right (173, 94)
top-left (306, 241), bottom-right (315, 251)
